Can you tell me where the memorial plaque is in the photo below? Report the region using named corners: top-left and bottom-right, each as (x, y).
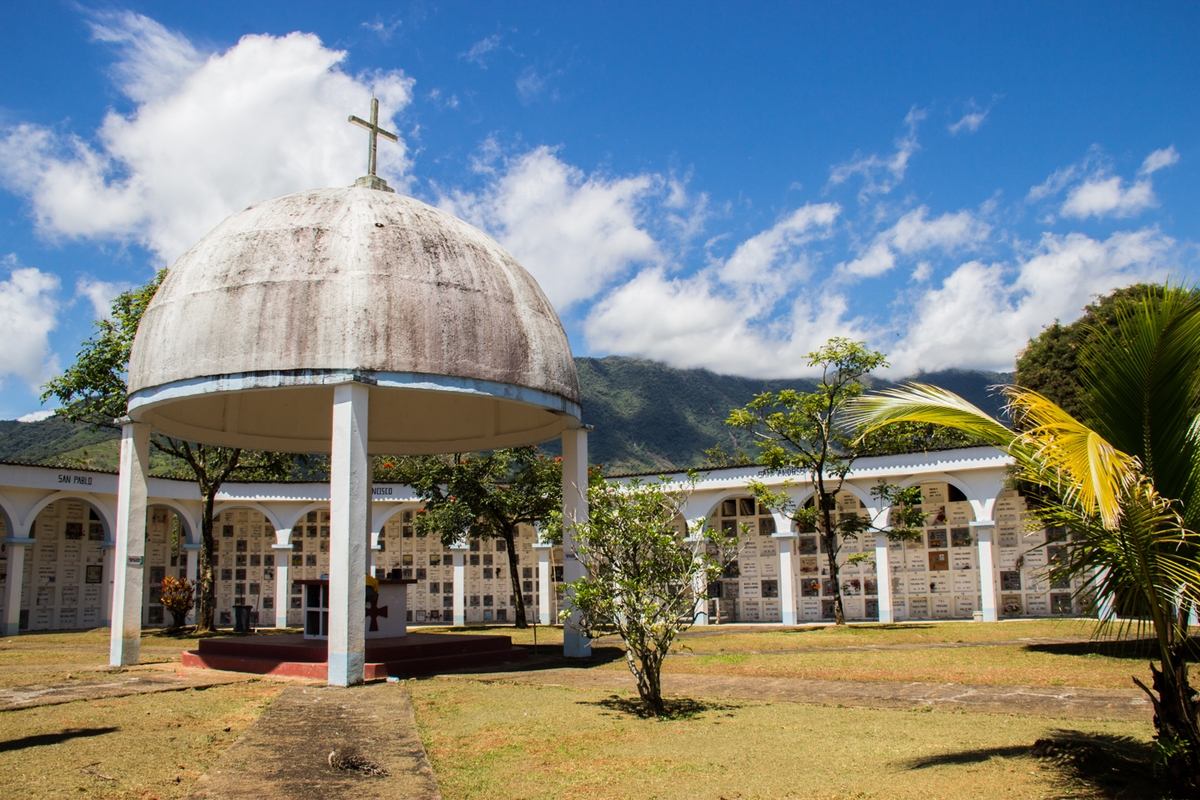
top-left (65, 522), bottom-right (83, 540)
top-left (951, 550), bottom-right (973, 571)
top-left (927, 528), bottom-right (948, 549)
top-left (761, 599), bottom-right (781, 621)
top-left (1026, 594), bottom-right (1049, 616)
top-left (801, 598), bottom-right (821, 620)
top-left (998, 547), bottom-right (1019, 568)
top-left (1000, 571), bottom-right (1021, 591)
top-left (930, 577), bottom-right (950, 594)
top-left (800, 578), bottom-right (820, 597)
top-left (907, 574), bottom-right (927, 594)
top-left (932, 597), bottom-right (952, 618)
top-left (908, 597), bottom-right (929, 618)
top-left (950, 527), bottom-right (972, 547)
top-left (928, 551), bottom-right (949, 571)
top-left (1001, 594), bottom-right (1023, 616)
top-left (1050, 593), bottom-right (1073, 614)
top-left (892, 598), bottom-right (908, 620)
top-left (799, 557), bottom-right (818, 575)
top-left (953, 573), bottom-right (975, 593)
top-left (842, 578), bottom-right (862, 596)
top-left (954, 596), bottom-right (977, 617)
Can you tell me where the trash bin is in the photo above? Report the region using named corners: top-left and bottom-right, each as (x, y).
top-left (233, 604), bottom-right (253, 633)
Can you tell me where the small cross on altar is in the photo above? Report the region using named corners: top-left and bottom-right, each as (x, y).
top-left (365, 594), bottom-right (389, 632)
top-left (348, 98), bottom-right (399, 191)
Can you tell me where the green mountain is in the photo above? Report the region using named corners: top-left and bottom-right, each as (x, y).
top-left (0, 356), bottom-right (1011, 476)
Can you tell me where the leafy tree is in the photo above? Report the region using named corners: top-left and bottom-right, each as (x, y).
top-left (849, 285), bottom-right (1200, 788)
top-left (726, 338), bottom-right (925, 625)
top-left (378, 447), bottom-right (563, 628)
top-left (1014, 283), bottom-right (1167, 426)
top-left (41, 271), bottom-right (295, 632)
top-left (564, 475), bottom-right (737, 716)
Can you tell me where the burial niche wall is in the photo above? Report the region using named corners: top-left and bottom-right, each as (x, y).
top-left (708, 496), bottom-right (781, 623)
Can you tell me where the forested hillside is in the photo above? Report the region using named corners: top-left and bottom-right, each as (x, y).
top-left (0, 356), bottom-right (1010, 475)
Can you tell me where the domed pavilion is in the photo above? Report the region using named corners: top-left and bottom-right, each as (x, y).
top-left (108, 105), bottom-right (591, 685)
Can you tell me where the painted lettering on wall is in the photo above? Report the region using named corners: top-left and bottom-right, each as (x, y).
top-left (372, 487), bottom-right (393, 496)
top-left (58, 474), bottom-right (94, 486)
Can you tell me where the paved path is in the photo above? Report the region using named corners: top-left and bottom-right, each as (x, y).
top-left (0, 663), bottom-right (258, 711)
top-left (464, 667), bottom-right (1152, 721)
top-left (188, 682), bottom-right (440, 800)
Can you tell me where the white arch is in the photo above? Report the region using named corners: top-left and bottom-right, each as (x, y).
top-left (22, 491), bottom-right (117, 539)
top-left (211, 501), bottom-right (286, 535)
top-left (0, 490), bottom-right (20, 537)
top-left (267, 502), bottom-right (329, 539)
top-left (147, 500), bottom-right (201, 544)
top-left (371, 501), bottom-right (421, 534)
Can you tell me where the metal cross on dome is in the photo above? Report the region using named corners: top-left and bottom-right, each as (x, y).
top-left (348, 98), bottom-right (398, 178)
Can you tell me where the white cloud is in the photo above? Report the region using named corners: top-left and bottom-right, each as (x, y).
top-left (1029, 146), bottom-right (1177, 220)
top-left (0, 14), bottom-right (415, 267)
top-left (440, 146), bottom-right (665, 308)
top-left (719, 203), bottom-right (839, 287)
top-left (949, 111), bottom-right (986, 135)
top-left (463, 35), bottom-right (501, 67)
top-left (361, 16), bottom-right (402, 41)
top-left (843, 241), bottom-right (895, 277)
top-left (1139, 145), bottom-right (1179, 176)
top-left (16, 409), bottom-right (53, 423)
top-left (828, 107), bottom-right (925, 200)
top-left (887, 229), bottom-right (1173, 374)
top-left (0, 256), bottom-right (61, 391)
top-left (1061, 176), bottom-right (1155, 219)
top-left (75, 276), bottom-right (131, 320)
top-left (516, 67), bottom-right (552, 104)
top-left (583, 266), bottom-right (870, 378)
top-left (842, 206), bottom-right (991, 279)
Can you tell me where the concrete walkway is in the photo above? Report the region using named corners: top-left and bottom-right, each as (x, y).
top-left (187, 682), bottom-right (441, 800)
top-left (465, 667), bottom-right (1153, 721)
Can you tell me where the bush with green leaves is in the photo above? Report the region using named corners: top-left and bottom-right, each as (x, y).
top-left (563, 476), bottom-right (738, 716)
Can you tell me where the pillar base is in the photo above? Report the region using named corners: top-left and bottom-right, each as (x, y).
top-left (327, 652), bottom-right (366, 687)
top-left (0, 622), bottom-right (19, 637)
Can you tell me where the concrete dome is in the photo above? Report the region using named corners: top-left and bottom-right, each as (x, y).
top-left (126, 186), bottom-right (581, 454)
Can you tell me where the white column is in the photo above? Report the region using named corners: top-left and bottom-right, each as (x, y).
top-left (100, 541), bottom-right (116, 627)
top-left (874, 533), bottom-right (893, 624)
top-left (561, 427), bottom-right (591, 658)
top-left (328, 382), bottom-right (370, 687)
top-left (971, 521), bottom-right (998, 623)
top-left (532, 542), bottom-right (553, 625)
top-left (1, 522), bottom-right (32, 636)
top-left (774, 531), bottom-right (799, 626)
top-left (110, 421), bottom-right (150, 667)
top-left (450, 542), bottom-right (468, 626)
top-left (685, 533), bottom-right (710, 626)
top-left (272, 540), bottom-right (292, 628)
top-left (183, 543), bottom-right (200, 625)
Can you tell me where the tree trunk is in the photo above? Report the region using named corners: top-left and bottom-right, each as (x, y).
top-left (818, 488), bottom-right (846, 626)
top-left (630, 648), bottom-right (665, 716)
top-left (1135, 652), bottom-right (1200, 789)
top-left (502, 527), bottom-right (529, 628)
top-left (196, 491), bottom-right (217, 632)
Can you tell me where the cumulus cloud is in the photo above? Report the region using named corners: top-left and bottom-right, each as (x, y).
top-left (1061, 176), bottom-right (1155, 219)
top-left (75, 276), bottom-right (131, 320)
top-left (828, 107), bottom-right (925, 200)
top-left (0, 256), bottom-right (61, 391)
top-left (887, 229), bottom-right (1173, 373)
top-left (1028, 146), bottom-right (1177, 220)
top-left (440, 146), bottom-right (666, 308)
top-left (719, 203), bottom-right (840, 289)
top-left (842, 206), bottom-right (991, 278)
top-left (17, 410), bottom-right (54, 423)
top-left (584, 267), bottom-right (869, 378)
top-left (0, 12), bottom-right (415, 267)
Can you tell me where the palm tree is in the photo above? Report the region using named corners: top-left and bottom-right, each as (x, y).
top-left (846, 285), bottom-right (1200, 787)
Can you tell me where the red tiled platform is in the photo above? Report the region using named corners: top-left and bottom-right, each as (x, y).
top-left (181, 632), bottom-right (526, 680)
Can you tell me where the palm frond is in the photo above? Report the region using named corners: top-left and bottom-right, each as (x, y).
top-left (1006, 388), bottom-right (1141, 530)
top-left (845, 383), bottom-right (1018, 447)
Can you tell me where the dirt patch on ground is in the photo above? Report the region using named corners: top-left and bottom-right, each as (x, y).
top-left (0, 663), bottom-right (264, 711)
top-left (187, 682), bottom-right (440, 800)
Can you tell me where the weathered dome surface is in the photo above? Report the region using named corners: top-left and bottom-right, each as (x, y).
top-left (127, 187), bottom-right (581, 454)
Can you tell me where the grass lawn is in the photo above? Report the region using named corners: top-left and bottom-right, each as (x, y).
top-left (0, 681), bottom-right (283, 799)
top-left (410, 676), bottom-right (1159, 800)
top-left (421, 619), bottom-right (1163, 689)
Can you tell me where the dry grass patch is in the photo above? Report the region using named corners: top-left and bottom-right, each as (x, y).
top-left (410, 677), bottom-right (1159, 800)
top-left (0, 680), bottom-right (282, 799)
top-left (664, 645), bottom-right (1143, 689)
top-left (0, 627), bottom-right (300, 689)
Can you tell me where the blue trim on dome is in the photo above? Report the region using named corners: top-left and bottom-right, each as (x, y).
top-left (127, 368), bottom-right (582, 421)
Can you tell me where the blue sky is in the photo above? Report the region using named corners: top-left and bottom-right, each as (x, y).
top-left (1, 2), bottom-right (1196, 420)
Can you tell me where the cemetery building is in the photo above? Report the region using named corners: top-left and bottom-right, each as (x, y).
top-left (0, 443), bottom-right (1083, 636)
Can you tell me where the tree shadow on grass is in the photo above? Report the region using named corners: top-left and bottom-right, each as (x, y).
top-left (904, 730), bottom-right (1171, 799)
top-left (581, 693), bottom-right (742, 720)
top-left (1027, 637), bottom-right (1200, 662)
top-left (0, 727), bottom-right (118, 753)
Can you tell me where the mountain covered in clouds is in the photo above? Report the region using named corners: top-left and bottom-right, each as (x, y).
top-left (0, 356), bottom-right (1010, 476)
